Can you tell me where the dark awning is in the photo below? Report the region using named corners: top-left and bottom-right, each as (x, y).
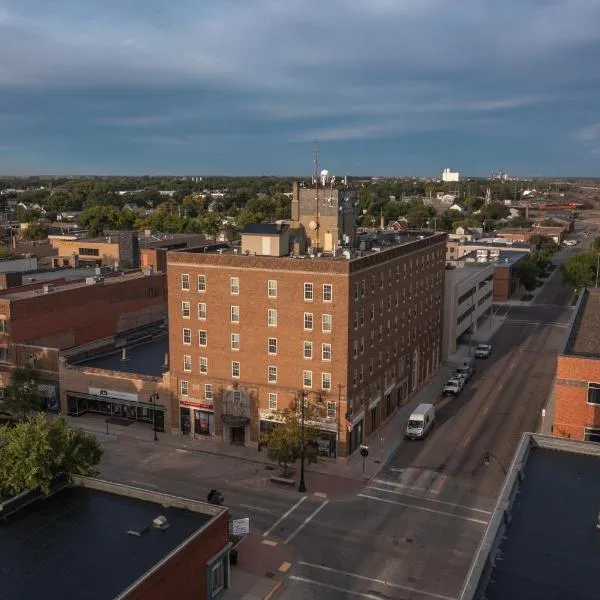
top-left (221, 415), bottom-right (249, 427)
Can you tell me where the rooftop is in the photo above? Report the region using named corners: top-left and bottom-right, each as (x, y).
top-left (447, 262), bottom-right (494, 285)
top-left (563, 289), bottom-right (600, 358)
top-left (77, 335), bottom-right (169, 377)
top-left (0, 481), bottom-right (215, 600)
top-left (1, 270), bottom-right (154, 301)
top-left (459, 250), bottom-right (528, 267)
top-left (457, 238), bottom-right (533, 250)
top-left (460, 434), bottom-right (600, 600)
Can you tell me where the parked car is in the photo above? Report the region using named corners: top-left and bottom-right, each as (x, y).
top-left (455, 365), bottom-right (474, 381)
top-left (475, 344), bottom-right (492, 359)
top-left (443, 378), bottom-right (463, 396)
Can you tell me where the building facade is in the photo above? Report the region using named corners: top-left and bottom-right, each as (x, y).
top-left (167, 230), bottom-right (446, 457)
top-left (553, 290), bottom-right (600, 442)
top-left (442, 263), bottom-right (494, 358)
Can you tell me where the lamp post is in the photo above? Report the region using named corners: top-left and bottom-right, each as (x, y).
top-left (149, 391), bottom-right (159, 441)
top-left (484, 451), bottom-right (508, 475)
top-left (298, 390), bottom-right (322, 493)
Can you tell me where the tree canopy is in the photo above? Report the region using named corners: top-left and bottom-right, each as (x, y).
top-left (561, 251), bottom-right (599, 288)
top-left (3, 367), bottom-right (45, 420)
top-left (514, 258), bottom-right (540, 291)
top-left (0, 414), bottom-right (103, 499)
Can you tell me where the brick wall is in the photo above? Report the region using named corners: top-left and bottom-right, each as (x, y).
top-left (122, 511), bottom-right (229, 600)
top-left (553, 355), bottom-right (600, 440)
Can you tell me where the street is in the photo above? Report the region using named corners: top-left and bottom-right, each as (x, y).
top-left (94, 244), bottom-right (575, 600)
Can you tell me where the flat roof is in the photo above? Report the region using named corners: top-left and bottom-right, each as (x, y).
top-left (458, 239), bottom-right (533, 249)
top-left (77, 336), bottom-right (168, 376)
top-left (2, 271), bottom-right (151, 301)
top-left (460, 250), bottom-right (528, 267)
top-left (0, 485), bottom-right (212, 600)
top-left (448, 263), bottom-right (493, 284)
top-left (563, 289), bottom-right (600, 358)
top-left (460, 434), bottom-right (600, 600)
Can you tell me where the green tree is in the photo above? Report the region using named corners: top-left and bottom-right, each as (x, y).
top-left (260, 396), bottom-right (322, 477)
top-left (3, 367), bottom-right (44, 420)
top-left (561, 251), bottom-right (598, 288)
top-left (592, 236), bottom-right (600, 252)
top-left (0, 414), bottom-right (102, 499)
top-left (21, 222), bottom-right (49, 241)
top-left (514, 259), bottom-right (540, 291)
top-left (529, 234), bottom-right (558, 254)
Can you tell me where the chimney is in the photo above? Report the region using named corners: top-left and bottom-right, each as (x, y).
top-left (380, 214), bottom-right (385, 229)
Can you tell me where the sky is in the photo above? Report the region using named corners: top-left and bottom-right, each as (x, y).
top-left (1, 0), bottom-right (600, 177)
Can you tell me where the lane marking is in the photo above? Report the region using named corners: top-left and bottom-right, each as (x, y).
top-left (240, 503), bottom-right (271, 513)
top-left (389, 467), bottom-right (404, 472)
top-left (279, 561), bottom-right (292, 573)
top-left (313, 492), bottom-right (328, 498)
top-left (262, 539), bottom-right (278, 547)
top-left (293, 565), bottom-right (456, 600)
top-left (358, 494), bottom-right (488, 525)
top-left (384, 438), bottom-right (403, 461)
top-left (262, 496), bottom-right (307, 537)
top-left (284, 500), bottom-right (329, 544)
top-left (367, 486), bottom-right (492, 514)
top-left (462, 434), bottom-right (472, 448)
top-left (130, 480), bottom-right (159, 489)
top-left (483, 406), bottom-right (490, 415)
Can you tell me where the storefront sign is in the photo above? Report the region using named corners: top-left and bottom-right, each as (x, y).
top-left (179, 398), bottom-right (214, 411)
top-left (88, 387), bottom-right (139, 403)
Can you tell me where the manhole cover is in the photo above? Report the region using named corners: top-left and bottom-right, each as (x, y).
top-left (266, 572), bottom-right (274, 578)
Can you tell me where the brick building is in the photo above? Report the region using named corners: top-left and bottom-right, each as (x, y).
top-left (553, 289), bottom-right (600, 442)
top-left (167, 228), bottom-right (446, 457)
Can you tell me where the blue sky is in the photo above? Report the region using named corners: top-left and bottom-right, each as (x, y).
top-left (1, 0), bottom-right (600, 176)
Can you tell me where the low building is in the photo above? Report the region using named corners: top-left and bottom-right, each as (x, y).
top-left (459, 433), bottom-right (600, 600)
top-left (552, 289), bottom-right (600, 442)
top-left (496, 226), bottom-right (564, 245)
top-left (0, 476), bottom-right (231, 600)
top-left (442, 262), bottom-right (494, 358)
top-left (442, 168), bottom-right (460, 182)
top-left (445, 238), bottom-right (533, 262)
top-left (140, 233), bottom-right (208, 275)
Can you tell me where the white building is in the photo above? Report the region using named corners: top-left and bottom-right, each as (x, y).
top-left (442, 262), bottom-right (494, 358)
top-left (442, 168), bottom-right (460, 183)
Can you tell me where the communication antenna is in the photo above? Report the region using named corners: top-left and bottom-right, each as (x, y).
top-left (313, 141), bottom-right (320, 248)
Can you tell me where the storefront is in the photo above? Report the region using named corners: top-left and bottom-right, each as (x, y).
top-left (66, 387), bottom-right (165, 431)
top-left (180, 399), bottom-right (215, 437)
top-left (346, 409), bottom-right (365, 456)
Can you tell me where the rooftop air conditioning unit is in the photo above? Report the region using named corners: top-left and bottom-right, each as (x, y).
top-left (152, 515), bottom-right (170, 530)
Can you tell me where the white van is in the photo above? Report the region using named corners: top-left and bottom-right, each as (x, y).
top-left (405, 403), bottom-right (435, 440)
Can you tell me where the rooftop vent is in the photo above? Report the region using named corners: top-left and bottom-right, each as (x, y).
top-left (153, 515), bottom-right (170, 530)
top-left (126, 526), bottom-right (149, 537)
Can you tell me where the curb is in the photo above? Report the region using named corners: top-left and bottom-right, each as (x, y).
top-left (263, 580), bottom-right (283, 600)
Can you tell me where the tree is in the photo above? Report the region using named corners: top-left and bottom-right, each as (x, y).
top-left (593, 236), bottom-right (600, 252)
top-left (0, 414), bottom-right (103, 499)
top-left (3, 367), bottom-right (44, 419)
top-left (21, 221), bottom-right (49, 241)
top-left (260, 397), bottom-right (322, 477)
top-left (561, 251), bottom-right (598, 288)
top-left (514, 259), bottom-right (540, 291)
top-left (529, 234), bottom-right (558, 254)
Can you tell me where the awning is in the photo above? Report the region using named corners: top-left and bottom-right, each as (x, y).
top-left (221, 415), bottom-right (250, 427)
top-left (66, 391), bottom-right (165, 412)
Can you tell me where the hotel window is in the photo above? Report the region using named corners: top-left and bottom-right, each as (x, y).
top-left (369, 304), bottom-right (375, 321)
top-left (232, 361), bottom-right (240, 378)
top-left (353, 340), bottom-right (358, 358)
top-left (353, 311), bottom-right (358, 329)
top-left (584, 427), bottom-right (600, 443)
top-left (267, 308), bottom-right (277, 327)
top-left (180, 380), bottom-right (189, 396)
top-left (359, 365), bottom-right (364, 382)
top-left (230, 277), bottom-right (240, 295)
top-left (360, 337), bottom-right (364, 354)
top-left (353, 368), bottom-right (357, 386)
top-left (268, 337), bottom-right (277, 355)
top-left (268, 279), bottom-right (277, 298)
top-left (183, 328), bottom-right (191, 345)
top-left (303, 370), bottom-right (313, 388)
top-left (303, 341), bottom-right (313, 359)
top-left (182, 301), bottom-right (191, 318)
top-left (205, 384), bottom-right (213, 401)
top-left (370, 330), bottom-right (375, 347)
top-left (323, 284), bottom-right (333, 302)
top-left (268, 366), bottom-right (277, 383)
top-left (304, 312), bottom-right (313, 331)
top-left (322, 343), bottom-right (332, 361)
top-left (183, 355), bottom-right (192, 372)
top-left (231, 333), bottom-right (240, 350)
top-left (199, 357), bottom-right (208, 374)
top-left (198, 302), bottom-right (207, 320)
top-left (304, 283), bottom-right (313, 301)
top-left (268, 392), bottom-right (278, 410)
top-left (181, 273), bottom-right (190, 290)
top-left (360, 308), bottom-right (364, 326)
top-left (197, 274), bottom-right (206, 292)
top-left (380, 273), bottom-right (384, 289)
top-left (361, 280), bottom-right (365, 297)
top-left (322, 373), bottom-right (332, 391)
top-left (395, 265), bottom-right (400, 281)
top-left (322, 314), bottom-right (332, 333)
top-left (198, 330), bottom-right (207, 347)
top-left (326, 400), bottom-right (336, 417)
top-left (230, 306), bottom-right (240, 323)
top-left (587, 383), bottom-right (600, 405)
top-left (379, 299), bottom-right (384, 315)
top-left (354, 282), bottom-right (359, 300)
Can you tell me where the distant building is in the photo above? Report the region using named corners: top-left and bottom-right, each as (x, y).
top-left (0, 476), bottom-right (231, 600)
top-left (445, 238), bottom-right (534, 263)
top-left (496, 226), bottom-right (564, 245)
top-left (442, 168), bottom-right (460, 183)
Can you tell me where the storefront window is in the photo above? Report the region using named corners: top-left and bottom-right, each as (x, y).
top-left (180, 407), bottom-right (191, 435)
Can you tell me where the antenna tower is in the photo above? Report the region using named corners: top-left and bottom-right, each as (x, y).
top-left (313, 141), bottom-right (320, 248)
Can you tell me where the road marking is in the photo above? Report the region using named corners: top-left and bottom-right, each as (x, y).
top-left (483, 406), bottom-right (490, 415)
top-left (262, 496), bottom-right (307, 537)
top-left (279, 561), bottom-right (292, 573)
top-left (358, 494), bottom-right (488, 525)
top-left (462, 434), bottom-right (472, 448)
top-left (389, 467), bottom-right (404, 472)
top-left (293, 566), bottom-right (456, 600)
top-left (372, 478), bottom-right (431, 493)
top-left (262, 539), bottom-right (278, 547)
top-left (432, 474), bottom-right (448, 494)
top-left (284, 500), bottom-right (329, 544)
top-left (240, 503), bottom-right (271, 513)
top-left (313, 492), bottom-right (328, 498)
top-left (367, 487), bottom-right (492, 514)
top-left (130, 480), bottom-right (159, 489)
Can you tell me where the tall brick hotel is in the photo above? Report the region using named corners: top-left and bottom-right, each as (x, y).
top-left (168, 179), bottom-right (446, 457)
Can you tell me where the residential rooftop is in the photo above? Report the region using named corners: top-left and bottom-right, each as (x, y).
top-left (0, 270), bottom-right (155, 301)
top-left (460, 434), bottom-right (600, 600)
top-left (0, 481), bottom-right (216, 600)
top-left (77, 335), bottom-right (169, 377)
top-left (563, 289), bottom-right (600, 358)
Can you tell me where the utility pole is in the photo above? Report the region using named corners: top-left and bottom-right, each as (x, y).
top-left (298, 391), bottom-right (307, 493)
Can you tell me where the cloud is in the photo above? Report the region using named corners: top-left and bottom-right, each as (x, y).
top-left (576, 123), bottom-right (600, 142)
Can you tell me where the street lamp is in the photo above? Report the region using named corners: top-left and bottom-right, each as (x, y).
top-left (298, 390), bottom-right (322, 493)
top-left (149, 391), bottom-right (159, 441)
top-left (484, 451), bottom-right (508, 475)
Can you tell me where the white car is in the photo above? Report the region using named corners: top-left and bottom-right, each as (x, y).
top-left (443, 378), bottom-right (463, 396)
top-left (475, 344), bottom-right (492, 359)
